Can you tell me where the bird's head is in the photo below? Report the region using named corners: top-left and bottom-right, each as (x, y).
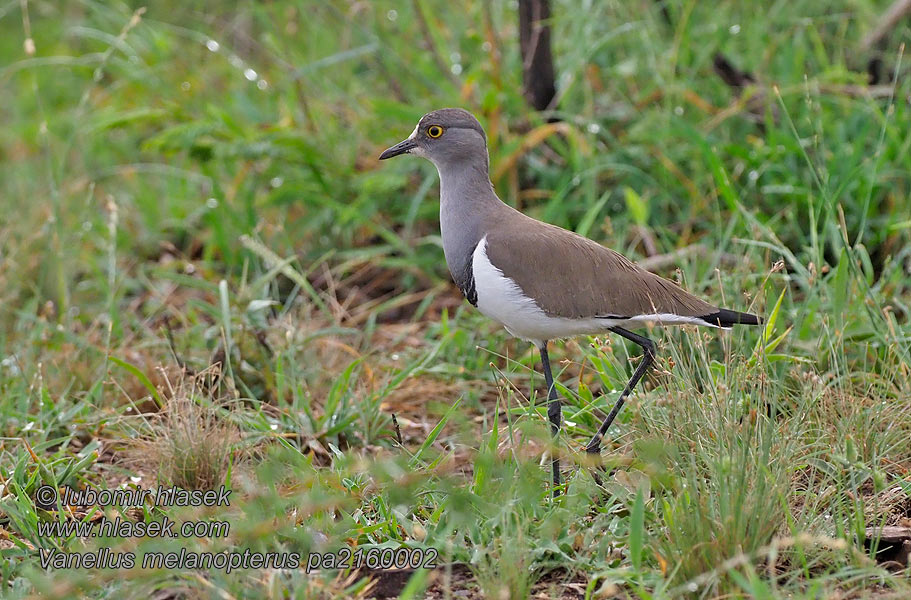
top-left (379, 108), bottom-right (487, 169)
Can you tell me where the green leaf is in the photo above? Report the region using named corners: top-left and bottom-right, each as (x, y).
top-left (108, 356), bottom-right (163, 409)
top-left (831, 246), bottom-right (849, 322)
top-left (474, 398), bottom-right (500, 492)
top-left (762, 327), bottom-right (793, 355)
top-left (751, 287), bottom-right (788, 365)
top-left (623, 187), bottom-right (649, 227)
top-left (409, 398), bottom-right (462, 468)
top-left (577, 190), bottom-right (611, 237)
top-left (702, 144), bottom-right (740, 212)
top-left (629, 486), bottom-right (645, 571)
top-left (398, 566), bottom-right (431, 599)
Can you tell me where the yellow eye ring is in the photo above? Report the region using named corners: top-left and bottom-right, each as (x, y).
top-left (427, 125), bottom-right (444, 138)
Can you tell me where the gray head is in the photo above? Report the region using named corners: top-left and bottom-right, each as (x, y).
top-left (379, 108), bottom-right (488, 170)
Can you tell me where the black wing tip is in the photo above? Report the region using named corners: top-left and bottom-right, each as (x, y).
top-left (700, 308), bottom-right (762, 327)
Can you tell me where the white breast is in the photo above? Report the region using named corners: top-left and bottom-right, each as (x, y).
top-left (470, 236), bottom-right (717, 345)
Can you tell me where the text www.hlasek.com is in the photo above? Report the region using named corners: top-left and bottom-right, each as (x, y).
top-left (37, 516), bottom-right (229, 539)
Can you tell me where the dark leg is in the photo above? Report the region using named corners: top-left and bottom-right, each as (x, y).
top-left (538, 342), bottom-right (562, 496)
top-left (585, 327), bottom-right (656, 455)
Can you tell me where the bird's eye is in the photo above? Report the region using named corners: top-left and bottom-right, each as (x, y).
top-left (427, 125), bottom-right (444, 138)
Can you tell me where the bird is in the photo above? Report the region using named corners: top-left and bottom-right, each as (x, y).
top-left (379, 108), bottom-right (761, 495)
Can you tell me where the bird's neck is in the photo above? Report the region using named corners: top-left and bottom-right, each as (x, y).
top-left (437, 158), bottom-right (497, 212)
top-left (435, 156), bottom-right (503, 294)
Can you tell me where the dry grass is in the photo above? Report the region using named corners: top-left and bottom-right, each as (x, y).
top-left (124, 368), bottom-right (240, 490)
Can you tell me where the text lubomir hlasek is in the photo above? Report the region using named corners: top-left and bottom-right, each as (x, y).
top-left (60, 485), bottom-right (232, 508)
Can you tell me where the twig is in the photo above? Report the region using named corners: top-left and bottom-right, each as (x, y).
top-left (712, 52), bottom-right (755, 89)
top-left (861, 0), bottom-right (911, 52)
top-left (817, 83), bottom-right (904, 98)
top-left (653, 0), bottom-right (673, 27)
top-left (711, 53), bottom-right (775, 129)
top-left (391, 413), bottom-right (403, 445)
top-left (862, 0), bottom-right (911, 83)
top-left (633, 225), bottom-right (659, 257)
top-left (163, 318), bottom-right (194, 376)
top-left (518, 0), bottom-right (558, 112)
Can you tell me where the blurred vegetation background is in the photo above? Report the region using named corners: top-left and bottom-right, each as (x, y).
top-left (1, 1), bottom-right (910, 598)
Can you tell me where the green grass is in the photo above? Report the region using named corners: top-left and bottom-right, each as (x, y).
top-left (1, 0), bottom-right (910, 598)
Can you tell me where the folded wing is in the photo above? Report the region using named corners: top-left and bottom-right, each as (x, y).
top-left (485, 216), bottom-right (755, 327)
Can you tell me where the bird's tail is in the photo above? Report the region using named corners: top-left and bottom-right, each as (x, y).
top-left (699, 308), bottom-right (762, 328)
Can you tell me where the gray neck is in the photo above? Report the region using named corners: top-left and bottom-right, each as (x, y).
top-left (435, 154), bottom-right (503, 295)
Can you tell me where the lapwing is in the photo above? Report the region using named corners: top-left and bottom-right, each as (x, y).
top-left (380, 108), bottom-right (761, 495)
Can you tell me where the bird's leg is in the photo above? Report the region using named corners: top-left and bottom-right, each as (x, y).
top-left (538, 342), bottom-right (562, 496)
top-left (585, 327), bottom-right (656, 456)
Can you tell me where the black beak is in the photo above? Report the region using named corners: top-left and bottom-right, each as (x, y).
top-left (379, 137), bottom-right (417, 160)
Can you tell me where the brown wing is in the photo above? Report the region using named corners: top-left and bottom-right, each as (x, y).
top-left (484, 216), bottom-right (718, 320)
